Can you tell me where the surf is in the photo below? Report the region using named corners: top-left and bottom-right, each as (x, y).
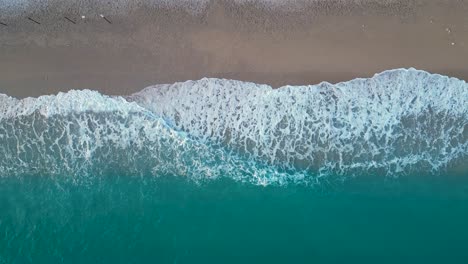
top-left (0, 68), bottom-right (467, 185)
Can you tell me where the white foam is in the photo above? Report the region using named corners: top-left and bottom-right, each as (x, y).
top-left (0, 89), bottom-right (306, 185)
top-left (131, 68), bottom-right (468, 174)
top-left (0, 68), bottom-right (466, 184)
top-left (0, 90), bottom-right (143, 119)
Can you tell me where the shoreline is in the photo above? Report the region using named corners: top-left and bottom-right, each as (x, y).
top-left (2, 67), bottom-right (467, 99)
top-left (1, 0), bottom-right (468, 98)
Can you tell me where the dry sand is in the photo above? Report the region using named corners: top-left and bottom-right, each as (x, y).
top-left (0, 0), bottom-right (468, 98)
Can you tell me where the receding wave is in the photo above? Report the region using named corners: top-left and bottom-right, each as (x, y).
top-left (0, 90), bottom-right (304, 185)
top-left (1, 68), bottom-right (467, 184)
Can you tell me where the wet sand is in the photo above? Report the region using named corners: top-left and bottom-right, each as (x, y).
top-left (0, 0), bottom-right (467, 98)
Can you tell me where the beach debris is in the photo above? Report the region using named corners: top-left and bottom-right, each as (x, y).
top-left (446, 27), bottom-right (451, 34)
top-left (64, 16), bottom-right (76, 24)
top-left (451, 42), bottom-right (456, 46)
top-left (430, 19), bottom-right (434, 24)
top-left (100, 14), bottom-right (112, 24)
top-left (27, 17), bottom-right (41, 25)
top-left (81, 15), bottom-right (86, 19)
top-left (0, 21), bottom-right (7, 26)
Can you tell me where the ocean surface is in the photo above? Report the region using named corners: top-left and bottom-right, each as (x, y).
top-left (1, 68), bottom-right (467, 263)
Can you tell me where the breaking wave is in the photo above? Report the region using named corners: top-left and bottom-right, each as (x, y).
top-left (1, 68), bottom-right (467, 185)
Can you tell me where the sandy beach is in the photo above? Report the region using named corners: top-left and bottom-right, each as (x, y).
top-left (0, 0), bottom-right (467, 98)
top-left (1, 3), bottom-right (468, 262)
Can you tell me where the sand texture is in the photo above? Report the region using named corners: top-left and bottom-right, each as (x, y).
top-left (0, 0), bottom-right (467, 98)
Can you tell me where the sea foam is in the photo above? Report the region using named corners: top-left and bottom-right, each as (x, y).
top-left (129, 69), bottom-right (467, 176)
top-left (0, 68), bottom-right (467, 184)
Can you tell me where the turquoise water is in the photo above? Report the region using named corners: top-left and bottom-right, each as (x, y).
top-left (1, 174), bottom-right (468, 263)
top-left (1, 68), bottom-right (467, 262)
